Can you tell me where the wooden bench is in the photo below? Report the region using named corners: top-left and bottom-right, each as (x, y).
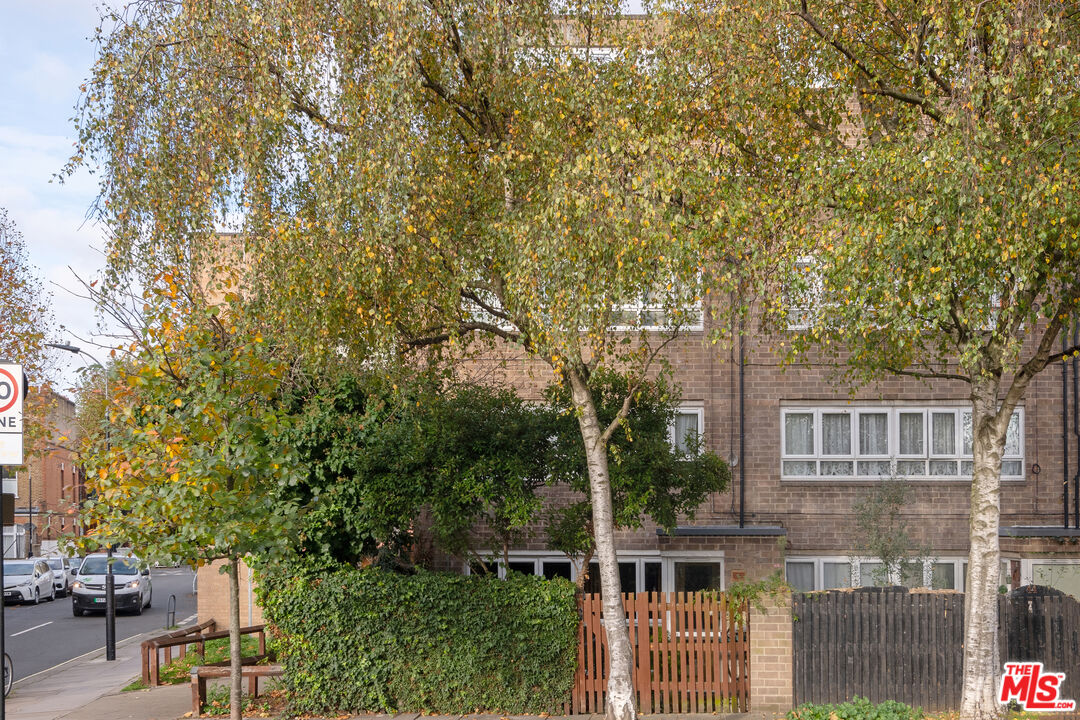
top-left (142, 622), bottom-right (267, 686)
top-left (190, 655), bottom-right (283, 716)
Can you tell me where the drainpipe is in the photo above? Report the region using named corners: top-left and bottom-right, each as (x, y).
top-left (739, 320), bottom-right (746, 529)
top-left (1064, 333), bottom-right (1070, 528)
top-left (1073, 322), bottom-right (1079, 528)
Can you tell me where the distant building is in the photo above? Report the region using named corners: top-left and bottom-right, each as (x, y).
top-left (1, 391), bottom-right (84, 557)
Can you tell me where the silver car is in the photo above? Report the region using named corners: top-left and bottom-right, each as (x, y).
top-left (44, 557), bottom-right (72, 597)
top-left (3, 559), bottom-right (56, 604)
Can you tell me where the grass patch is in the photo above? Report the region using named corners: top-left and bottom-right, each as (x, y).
top-left (121, 678), bottom-right (149, 692)
top-left (157, 635), bottom-right (262, 685)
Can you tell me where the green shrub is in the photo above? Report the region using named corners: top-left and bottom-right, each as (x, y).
top-left (788, 697), bottom-right (925, 720)
top-left (259, 565), bottom-right (578, 715)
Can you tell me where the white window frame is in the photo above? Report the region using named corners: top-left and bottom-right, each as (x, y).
top-left (612, 274), bottom-right (705, 333)
top-left (661, 551), bottom-right (725, 593)
top-left (465, 551), bottom-right (665, 593)
top-left (780, 405), bottom-right (1024, 481)
top-left (818, 409), bottom-right (854, 478)
top-left (1, 470), bottom-right (18, 499)
top-left (669, 406), bottom-right (705, 456)
top-left (785, 256), bottom-right (823, 331)
top-left (786, 555), bottom-right (974, 591)
top-left (855, 410), bottom-right (891, 477)
top-left (1021, 558), bottom-right (1080, 591)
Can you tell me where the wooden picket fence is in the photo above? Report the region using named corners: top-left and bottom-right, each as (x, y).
top-left (572, 592), bottom-right (750, 714)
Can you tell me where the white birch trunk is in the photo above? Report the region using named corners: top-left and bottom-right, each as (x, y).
top-left (228, 556), bottom-right (243, 720)
top-left (567, 368), bottom-right (637, 720)
top-left (959, 379), bottom-right (1006, 720)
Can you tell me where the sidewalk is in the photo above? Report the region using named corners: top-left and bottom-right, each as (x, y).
top-left (5, 620), bottom-right (194, 720)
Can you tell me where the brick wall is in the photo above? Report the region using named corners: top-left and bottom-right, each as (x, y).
top-left (197, 558), bottom-right (264, 626)
top-left (749, 592), bottom-right (794, 714)
top-left (454, 308), bottom-right (1078, 564)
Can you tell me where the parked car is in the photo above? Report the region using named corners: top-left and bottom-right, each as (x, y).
top-left (68, 556), bottom-right (83, 574)
top-left (44, 557), bottom-right (72, 597)
top-left (3, 559), bottom-right (56, 604)
top-left (71, 553), bottom-right (152, 616)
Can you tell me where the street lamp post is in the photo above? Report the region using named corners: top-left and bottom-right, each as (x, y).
top-left (45, 342), bottom-right (116, 661)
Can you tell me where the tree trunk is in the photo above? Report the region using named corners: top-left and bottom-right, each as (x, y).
top-left (227, 556), bottom-right (243, 720)
top-left (959, 378), bottom-right (1006, 720)
top-left (575, 546), bottom-right (596, 594)
top-left (567, 368), bottom-right (637, 720)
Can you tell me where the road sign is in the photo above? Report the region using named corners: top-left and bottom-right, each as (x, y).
top-left (0, 364), bottom-right (24, 466)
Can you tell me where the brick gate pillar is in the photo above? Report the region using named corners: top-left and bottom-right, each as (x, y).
top-left (749, 592), bottom-right (793, 714)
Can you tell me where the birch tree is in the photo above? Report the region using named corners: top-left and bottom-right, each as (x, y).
top-left (69, 3), bottom-right (725, 718)
top-left (658, 1), bottom-right (1080, 715)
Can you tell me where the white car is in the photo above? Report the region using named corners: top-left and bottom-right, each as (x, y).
top-left (3, 558), bottom-right (56, 604)
top-left (44, 557), bottom-right (72, 597)
top-left (71, 553), bottom-right (152, 616)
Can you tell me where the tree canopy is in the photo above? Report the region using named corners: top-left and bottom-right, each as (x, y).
top-left (0, 210), bottom-right (56, 453)
top-left (72, 4), bottom-right (733, 717)
top-left (659, 1), bottom-right (1080, 716)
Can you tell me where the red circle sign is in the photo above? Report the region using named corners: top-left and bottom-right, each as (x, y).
top-left (0, 368), bottom-right (20, 414)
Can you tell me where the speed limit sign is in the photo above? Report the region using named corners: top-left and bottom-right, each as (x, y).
top-left (0, 364), bottom-right (24, 465)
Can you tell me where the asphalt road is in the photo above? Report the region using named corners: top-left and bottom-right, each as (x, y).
top-left (1, 565), bottom-right (198, 682)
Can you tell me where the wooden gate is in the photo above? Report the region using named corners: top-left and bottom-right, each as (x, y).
top-left (572, 592), bottom-right (750, 714)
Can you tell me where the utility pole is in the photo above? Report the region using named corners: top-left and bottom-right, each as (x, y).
top-left (44, 344), bottom-right (117, 660)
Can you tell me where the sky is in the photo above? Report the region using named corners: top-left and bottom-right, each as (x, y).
top-left (1, 2), bottom-right (117, 391)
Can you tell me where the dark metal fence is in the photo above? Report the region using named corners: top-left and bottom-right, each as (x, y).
top-left (793, 588), bottom-right (1080, 710)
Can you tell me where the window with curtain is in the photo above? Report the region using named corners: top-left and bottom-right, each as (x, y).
top-left (670, 408), bottom-right (703, 455)
top-left (781, 406), bottom-right (1024, 479)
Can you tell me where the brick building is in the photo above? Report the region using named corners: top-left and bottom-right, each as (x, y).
top-left (1, 391), bottom-right (85, 557)
top-left (429, 309), bottom-right (1080, 599)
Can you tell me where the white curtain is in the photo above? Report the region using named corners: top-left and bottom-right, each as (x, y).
top-left (932, 412), bottom-right (955, 455)
top-left (821, 413), bottom-right (850, 455)
top-left (1005, 412), bottom-right (1021, 455)
top-left (673, 411), bottom-right (699, 454)
top-left (858, 413), bottom-right (888, 455)
top-left (785, 413), bottom-right (814, 455)
top-left (786, 562), bottom-right (815, 592)
top-left (898, 412), bottom-right (924, 455)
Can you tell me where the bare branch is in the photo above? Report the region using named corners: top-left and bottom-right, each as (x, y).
top-left (596, 330), bottom-right (681, 447)
top-left (882, 365), bottom-right (972, 383)
top-left (404, 321), bottom-right (522, 348)
top-left (796, 1), bottom-right (943, 122)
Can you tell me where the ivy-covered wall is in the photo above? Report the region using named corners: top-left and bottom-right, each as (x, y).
top-left (260, 566), bottom-right (578, 715)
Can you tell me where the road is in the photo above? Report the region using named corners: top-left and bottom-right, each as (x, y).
top-left (2, 566), bottom-right (197, 682)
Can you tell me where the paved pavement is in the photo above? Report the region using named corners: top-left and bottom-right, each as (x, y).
top-left (5, 613), bottom-right (196, 720)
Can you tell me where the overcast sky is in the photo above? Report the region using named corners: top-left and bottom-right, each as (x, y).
top-left (1, 2), bottom-right (116, 392)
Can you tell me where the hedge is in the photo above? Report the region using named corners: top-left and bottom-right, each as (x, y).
top-left (259, 566), bottom-right (578, 714)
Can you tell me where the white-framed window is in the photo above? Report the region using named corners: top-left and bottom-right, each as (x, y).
top-left (669, 407), bottom-right (704, 456)
top-left (781, 406), bottom-right (1024, 480)
top-left (1, 470), bottom-right (18, 498)
top-left (663, 553), bottom-right (725, 592)
top-left (785, 256), bottom-right (823, 330)
top-left (612, 281), bottom-right (705, 332)
top-left (1021, 559), bottom-right (1080, 599)
top-left (465, 551), bottom-right (666, 593)
top-left (786, 556), bottom-right (1000, 592)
